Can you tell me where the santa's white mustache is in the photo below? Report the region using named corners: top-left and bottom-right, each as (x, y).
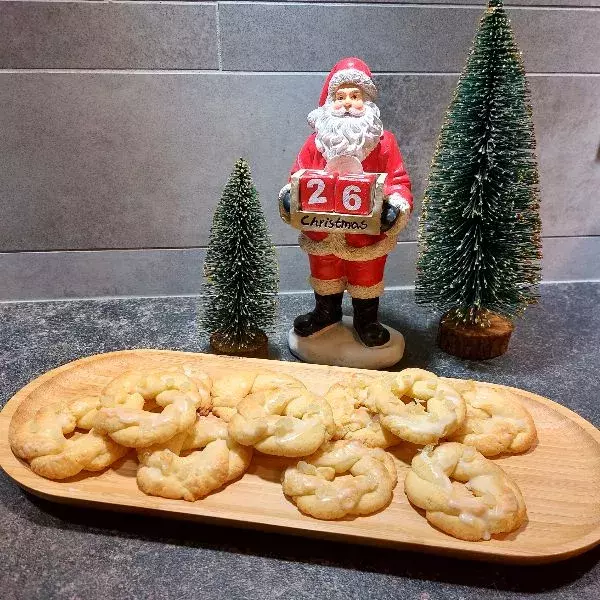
top-left (330, 106), bottom-right (366, 117)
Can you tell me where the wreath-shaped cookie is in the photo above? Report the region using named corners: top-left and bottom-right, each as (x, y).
top-left (404, 442), bottom-right (527, 541)
top-left (137, 414), bottom-right (253, 502)
top-left (211, 370), bottom-right (306, 422)
top-left (93, 370), bottom-right (211, 448)
top-left (10, 399), bottom-right (127, 480)
top-left (446, 380), bottom-right (537, 456)
top-left (325, 380), bottom-right (401, 448)
top-left (228, 386), bottom-right (334, 457)
top-left (282, 440), bottom-right (398, 519)
top-left (376, 369), bottom-right (467, 445)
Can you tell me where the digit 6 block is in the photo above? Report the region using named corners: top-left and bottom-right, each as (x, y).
top-left (299, 170), bottom-right (336, 212)
top-left (334, 174), bottom-right (376, 216)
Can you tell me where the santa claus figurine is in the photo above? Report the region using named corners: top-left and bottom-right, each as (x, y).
top-left (279, 57), bottom-right (413, 348)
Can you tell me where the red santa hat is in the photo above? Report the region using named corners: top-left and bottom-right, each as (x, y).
top-left (318, 57), bottom-right (378, 106)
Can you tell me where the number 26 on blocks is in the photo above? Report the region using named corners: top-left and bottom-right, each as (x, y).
top-left (299, 172), bottom-right (374, 216)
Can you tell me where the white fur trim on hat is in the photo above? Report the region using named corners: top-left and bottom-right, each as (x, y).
top-left (327, 69), bottom-right (377, 102)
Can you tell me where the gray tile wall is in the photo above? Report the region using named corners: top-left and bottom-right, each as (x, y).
top-left (1, 1), bottom-right (598, 300)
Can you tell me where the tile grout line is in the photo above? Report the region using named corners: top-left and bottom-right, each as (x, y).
top-left (0, 69), bottom-right (599, 77)
top-left (9, 1), bottom-right (600, 8)
top-left (215, 2), bottom-right (223, 71)
top-left (0, 235), bottom-right (598, 255)
top-left (0, 280), bottom-right (597, 306)
top-left (0, 242), bottom-right (412, 255)
top-left (217, 1), bottom-right (600, 10)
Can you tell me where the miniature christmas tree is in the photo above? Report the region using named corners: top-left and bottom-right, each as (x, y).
top-left (416, 0), bottom-right (542, 359)
top-left (201, 158), bottom-right (278, 358)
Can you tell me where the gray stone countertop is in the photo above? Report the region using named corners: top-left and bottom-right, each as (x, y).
top-left (1, 282), bottom-right (599, 600)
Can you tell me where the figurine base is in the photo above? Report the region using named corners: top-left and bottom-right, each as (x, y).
top-left (288, 316), bottom-right (404, 369)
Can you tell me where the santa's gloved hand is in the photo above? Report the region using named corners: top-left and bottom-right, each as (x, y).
top-left (278, 183), bottom-right (292, 224)
top-left (381, 193), bottom-right (411, 233)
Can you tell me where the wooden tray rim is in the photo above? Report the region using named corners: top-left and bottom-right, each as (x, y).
top-left (1, 348), bottom-right (599, 564)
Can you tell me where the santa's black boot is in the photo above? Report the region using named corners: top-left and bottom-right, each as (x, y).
top-left (294, 292), bottom-right (344, 337)
top-left (352, 297), bottom-right (390, 347)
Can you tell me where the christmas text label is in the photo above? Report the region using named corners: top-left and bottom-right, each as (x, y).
top-left (290, 169), bottom-right (386, 235)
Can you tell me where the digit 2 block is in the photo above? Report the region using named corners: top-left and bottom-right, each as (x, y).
top-left (299, 170), bottom-right (336, 212)
top-left (334, 174), bottom-right (376, 216)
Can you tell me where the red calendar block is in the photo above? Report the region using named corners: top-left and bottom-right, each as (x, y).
top-left (299, 170), bottom-right (336, 212)
top-left (334, 174), bottom-right (376, 216)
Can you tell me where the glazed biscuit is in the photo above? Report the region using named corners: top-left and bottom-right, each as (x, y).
top-left (404, 442), bottom-right (527, 541)
top-left (93, 370), bottom-right (211, 448)
top-left (377, 369), bottom-right (467, 445)
top-left (228, 387), bottom-right (335, 457)
top-left (137, 414), bottom-right (252, 501)
top-left (325, 380), bottom-right (401, 448)
top-left (446, 380), bottom-right (537, 456)
top-left (282, 440), bottom-right (397, 519)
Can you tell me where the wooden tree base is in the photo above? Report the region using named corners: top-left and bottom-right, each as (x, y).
top-left (438, 311), bottom-right (514, 360)
top-left (209, 331), bottom-right (269, 359)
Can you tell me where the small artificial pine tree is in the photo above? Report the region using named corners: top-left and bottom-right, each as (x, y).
top-left (201, 158), bottom-right (278, 355)
top-left (416, 0), bottom-right (542, 341)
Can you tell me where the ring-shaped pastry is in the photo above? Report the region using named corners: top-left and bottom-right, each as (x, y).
top-left (282, 440), bottom-right (398, 519)
top-left (211, 370), bottom-right (306, 422)
top-left (377, 368), bottom-right (467, 445)
top-left (10, 400), bottom-right (127, 480)
top-left (93, 370), bottom-right (211, 448)
top-left (137, 414), bottom-right (252, 501)
top-left (404, 442), bottom-right (527, 541)
top-left (325, 380), bottom-right (401, 448)
top-left (446, 380), bottom-right (537, 456)
top-left (228, 386), bottom-right (334, 457)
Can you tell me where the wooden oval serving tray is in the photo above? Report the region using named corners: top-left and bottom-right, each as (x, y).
top-left (1, 349), bottom-right (599, 564)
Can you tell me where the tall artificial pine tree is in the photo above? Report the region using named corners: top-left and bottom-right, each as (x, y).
top-left (416, 0), bottom-right (542, 351)
top-left (202, 159), bottom-right (278, 355)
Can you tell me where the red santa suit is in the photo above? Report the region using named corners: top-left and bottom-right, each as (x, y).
top-left (288, 61), bottom-right (413, 299)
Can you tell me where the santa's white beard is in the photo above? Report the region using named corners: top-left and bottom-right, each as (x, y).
top-left (308, 100), bottom-right (383, 163)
